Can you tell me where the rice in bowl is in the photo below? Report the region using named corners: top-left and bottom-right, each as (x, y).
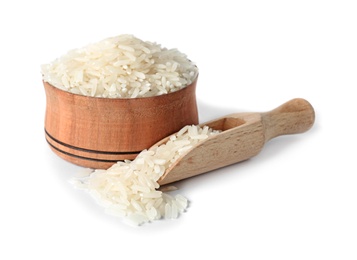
top-left (41, 34), bottom-right (198, 98)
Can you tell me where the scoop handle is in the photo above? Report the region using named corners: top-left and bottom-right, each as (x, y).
top-left (262, 98), bottom-right (315, 142)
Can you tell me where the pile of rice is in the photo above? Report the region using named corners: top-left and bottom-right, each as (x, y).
top-left (41, 34), bottom-right (198, 98)
top-left (71, 125), bottom-right (220, 226)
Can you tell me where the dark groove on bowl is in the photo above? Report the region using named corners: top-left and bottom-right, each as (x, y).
top-left (45, 139), bottom-right (134, 163)
top-left (45, 129), bottom-right (141, 155)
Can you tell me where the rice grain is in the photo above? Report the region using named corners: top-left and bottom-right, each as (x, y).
top-left (71, 125), bottom-right (220, 226)
top-left (42, 34), bottom-right (198, 98)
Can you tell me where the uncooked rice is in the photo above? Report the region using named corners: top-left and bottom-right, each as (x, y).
top-left (41, 34), bottom-right (198, 98)
top-left (70, 125), bottom-right (220, 226)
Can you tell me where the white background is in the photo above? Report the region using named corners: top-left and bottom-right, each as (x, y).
top-left (1, 0), bottom-right (356, 259)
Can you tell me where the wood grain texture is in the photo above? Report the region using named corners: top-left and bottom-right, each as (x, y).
top-left (43, 79), bottom-right (199, 169)
top-left (158, 98), bottom-right (315, 185)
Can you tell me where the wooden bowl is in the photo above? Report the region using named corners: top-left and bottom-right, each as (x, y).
top-left (43, 78), bottom-right (199, 169)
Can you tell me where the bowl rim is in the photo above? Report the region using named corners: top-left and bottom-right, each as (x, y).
top-left (42, 75), bottom-right (198, 101)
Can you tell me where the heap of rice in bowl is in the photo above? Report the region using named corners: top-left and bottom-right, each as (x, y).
top-left (41, 34), bottom-right (198, 98)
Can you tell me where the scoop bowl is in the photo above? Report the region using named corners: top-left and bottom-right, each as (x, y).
top-left (156, 98), bottom-right (315, 185)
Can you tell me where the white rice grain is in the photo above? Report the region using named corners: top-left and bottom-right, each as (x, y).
top-left (164, 203), bottom-right (172, 219)
top-left (71, 125), bottom-right (221, 226)
top-left (42, 34), bottom-right (198, 98)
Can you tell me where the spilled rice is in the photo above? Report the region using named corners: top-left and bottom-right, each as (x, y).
top-left (70, 125), bottom-right (220, 226)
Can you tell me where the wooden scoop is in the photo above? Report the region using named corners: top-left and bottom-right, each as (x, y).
top-left (157, 98), bottom-right (315, 185)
